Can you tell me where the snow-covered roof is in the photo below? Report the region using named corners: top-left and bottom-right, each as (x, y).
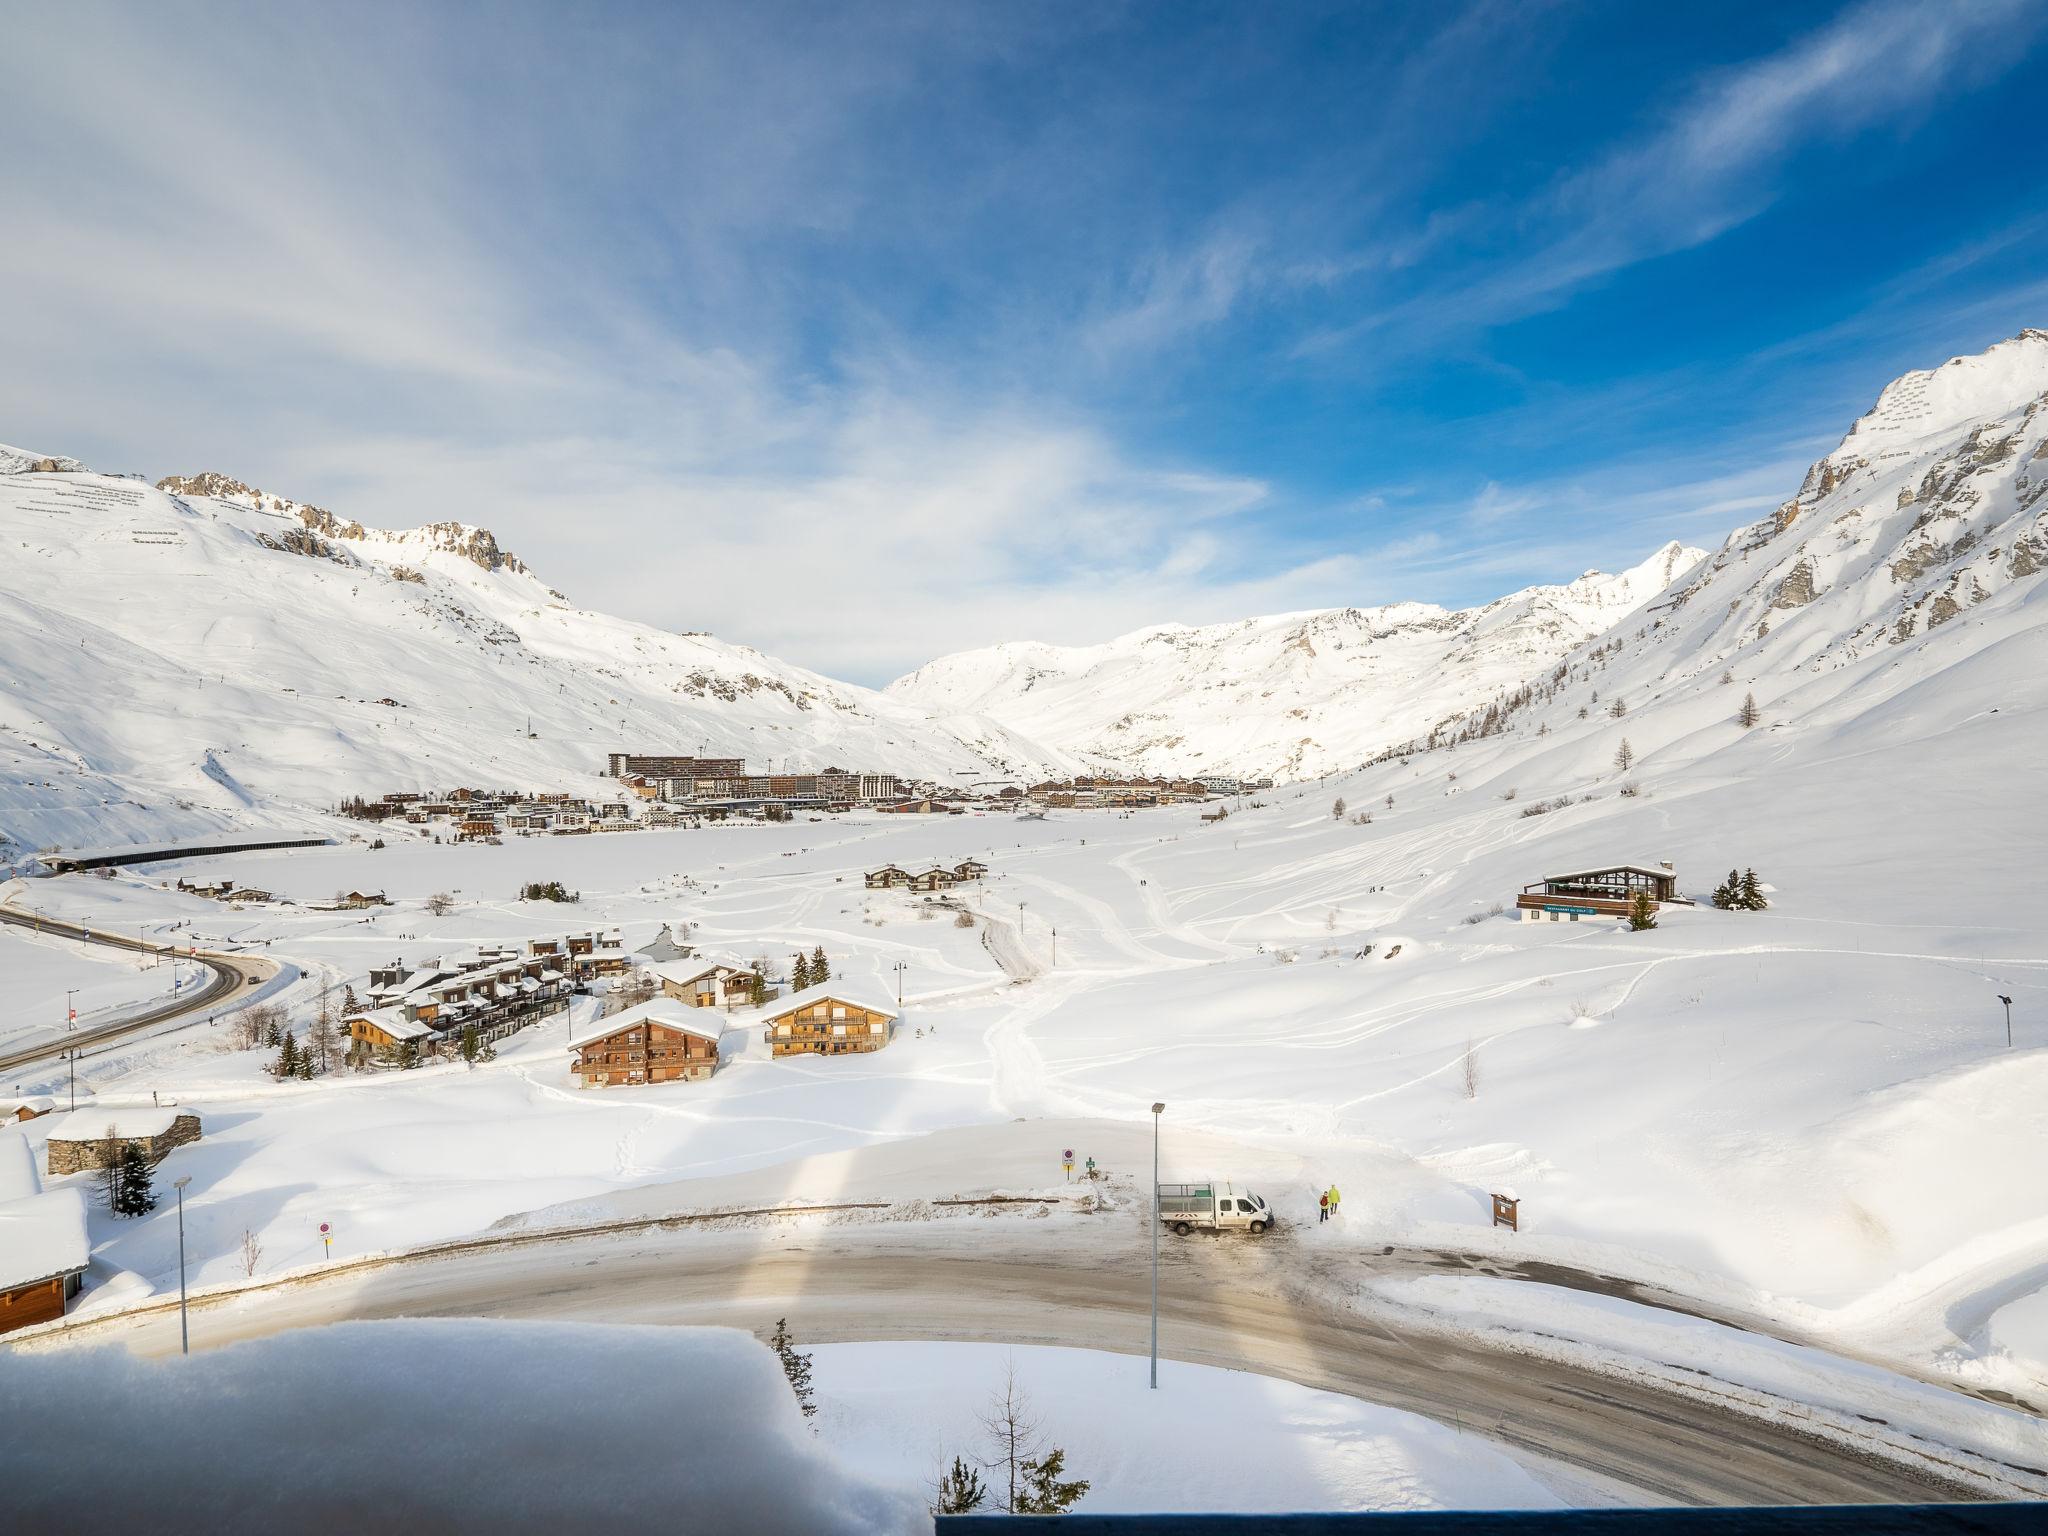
top-left (356, 1007), bottom-right (436, 1042)
top-left (647, 957), bottom-right (743, 988)
top-left (760, 982), bottom-right (899, 1023)
top-left (8, 1095), bottom-right (54, 1117)
top-left (1538, 864), bottom-right (1677, 884)
top-left (0, 1186), bottom-right (91, 1289)
top-left (567, 998), bottom-right (725, 1051)
top-left (0, 1131), bottom-right (41, 1203)
top-left (45, 1107), bottom-right (189, 1143)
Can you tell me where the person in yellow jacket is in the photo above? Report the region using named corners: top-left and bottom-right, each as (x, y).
top-left (1326, 1183), bottom-right (1342, 1218)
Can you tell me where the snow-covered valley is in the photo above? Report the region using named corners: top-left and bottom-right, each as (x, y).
top-left (6, 330), bottom-right (2048, 1511)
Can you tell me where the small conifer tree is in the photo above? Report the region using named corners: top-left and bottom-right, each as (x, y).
top-left (1331, 797), bottom-right (1346, 819)
top-left (769, 1317), bottom-right (817, 1422)
top-left (1627, 890), bottom-right (1658, 931)
top-left (810, 945), bottom-right (830, 984)
top-left (273, 1031), bottom-right (300, 1080)
top-left (1738, 692), bottom-right (1761, 728)
top-left (1712, 869), bottom-right (1738, 909)
top-left (1615, 738), bottom-right (1635, 772)
top-left (933, 1456), bottom-right (987, 1516)
top-left (113, 1142), bottom-right (158, 1216)
top-left (1017, 1448), bottom-right (1090, 1515)
top-left (791, 952), bottom-right (812, 991)
top-left (461, 1022), bottom-right (480, 1064)
top-left (1739, 868), bottom-right (1768, 910)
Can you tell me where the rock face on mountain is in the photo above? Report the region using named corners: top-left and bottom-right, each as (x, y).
top-left (888, 542), bottom-right (1705, 781)
top-left (0, 457), bottom-right (1076, 858)
top-left (1372, 327), bottom-right (2048, 766)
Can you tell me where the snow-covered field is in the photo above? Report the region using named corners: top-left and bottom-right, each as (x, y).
top-left (811, 1341), bottom-right (1584, 1513)
top-left (0, 919), bottom-right (196, 1054)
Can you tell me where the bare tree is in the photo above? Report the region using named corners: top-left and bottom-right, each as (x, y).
top-left (1738, 692), bottom-right (1762, 728)
top-left (1331, 797), bottom-right (1346, 819)
top-left (239, 1228), bottom-right (263, 1278)
top-left (1614, 738), bottom-right (1635, 772)
top-left (1462, 1040), bottom-right (1479, 1100)
top-left (979, 1361), bottom-right (1042, 1515)
top-left (426, 891), bottom-right (455, 916)
top-left (307, 983), bottom-right (338, 1074)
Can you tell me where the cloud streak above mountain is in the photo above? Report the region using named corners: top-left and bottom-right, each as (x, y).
top-left (1, 0), bottom-right (2042, 682)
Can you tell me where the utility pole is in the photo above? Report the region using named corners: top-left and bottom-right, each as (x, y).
top-left (892, 960), bottom-right (907, 1009)
top-left (174, 1176), bottom-right (193, 1355)
top-left (1999, 994), bottom-right (2014, 1048)
top-left (1150, 1101), bottom-right (1165, 1389)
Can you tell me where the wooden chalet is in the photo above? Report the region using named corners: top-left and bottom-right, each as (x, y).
top-left (760, 984), bottom-right (899, 1058)
top-left (0, 1184), bottom-right (90, 1336)
top-left (1516, 863), bottom-right (1693, 923)
top-left (864, 864), bottom-right (912, 889)
top-left (952, 859), bottom-right (988, 881)
top-left (568, 999), bottom-right (723, 1088)
top-left (648, 957), bottom-right (754, 1008)
top-left (908, 866), bottom-right (959, 893)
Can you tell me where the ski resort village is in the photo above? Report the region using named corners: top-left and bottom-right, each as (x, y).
top-left (4, 8), bottom-right (2048, 1523)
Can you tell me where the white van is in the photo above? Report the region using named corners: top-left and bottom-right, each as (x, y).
top-left (1159, 1182), bottom-right (1273, 1236)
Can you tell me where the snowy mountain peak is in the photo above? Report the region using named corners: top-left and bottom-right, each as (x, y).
top-left (0, 442), bottom-right (85, 475)
top-left (888, 542), bottom-right (1705, 781)
top-left (1828, 327), bottom-right (2048, 470)
top-left (157, 471), bottom-right (538, 579)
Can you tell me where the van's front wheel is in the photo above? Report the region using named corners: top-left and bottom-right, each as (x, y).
top-left (1173, 1221), bottom-right (1192, 1236)
top-left (1248, 1220), bottom-right (1267, 1235)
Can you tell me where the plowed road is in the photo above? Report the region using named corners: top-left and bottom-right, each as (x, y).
top-left (26, 1217), bottom-right (2037, 1506)
top-left (0, 905), bottom-right (272, 1073)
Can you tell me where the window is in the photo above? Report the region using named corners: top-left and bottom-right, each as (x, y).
top-left (1237, 1200), bottom-right (1255, 1212)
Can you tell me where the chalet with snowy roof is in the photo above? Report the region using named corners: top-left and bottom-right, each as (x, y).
top-left (1, 1135), bottom-right (89, 1335)
top-left (865, 864), bottom-right (912, 889)
top-left (648, 957), bottom-right (753, 1008)
top-left (908, 866), bottom-right (959, 893)
top-left (759, 984), bottom-right (898, 1059)
top-left (568, 999), bottom-right (724, 1088)
top-left (952, 859), bottom-right (988, 880)
top-left (1516, 862), bottom-right (1694, 923)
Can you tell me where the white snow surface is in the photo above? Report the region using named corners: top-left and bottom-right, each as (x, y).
top-left (887, 541), bottom-right (1705, 781)
top-left (0, 454), bottom-right (1082, 860)
top-left (0, 1320), bottom-right (927, 1534)
top-left (811, 1341), bottom-right (1580, 1513)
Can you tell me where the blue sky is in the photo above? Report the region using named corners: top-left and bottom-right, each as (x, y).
top-left (4, 0), bottom-right (2045, 682)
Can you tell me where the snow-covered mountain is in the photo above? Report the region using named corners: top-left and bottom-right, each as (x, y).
top-left (0, 462), bottom-right (1076, 860)
top-left (1360, 327), bottom-right (2048, 779)
top-left (888, 542), bottom-right (1705, 781)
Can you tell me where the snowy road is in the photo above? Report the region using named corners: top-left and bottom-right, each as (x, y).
top-left (0, 903), bottom-right (274, 1072)
top-left (32, 1218), bottom-right (2029, 1506)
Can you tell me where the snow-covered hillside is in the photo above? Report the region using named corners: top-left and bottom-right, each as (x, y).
top-left (887, 543), bottom-right (1705, 781)
top-left (0, 463), bottom-right (1076, 861)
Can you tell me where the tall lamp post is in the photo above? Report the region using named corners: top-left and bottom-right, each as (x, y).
top-left (1150, 1101), bottom-right (1165, 1390)
top-left (173, 1175), bottom-right (193, 1355)
top-left (892, 960), bottom-right (908, 1009)
top-left (1999, 994), bottom-right (2014, 1049)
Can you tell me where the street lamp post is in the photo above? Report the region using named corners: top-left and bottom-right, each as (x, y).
top-left (173, 1175), bottom-right (193, 1355)
top-left (892, 960), bottom-right (908, 1009)
top-left (1150, 1100), bottom-right (1165, 1390)
top-left (1999, 994), bottom-right (2014, 1048)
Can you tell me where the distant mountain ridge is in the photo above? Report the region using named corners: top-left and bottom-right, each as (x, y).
top-left (0, 456), bottom-right (1078, 859)
top-left (887, 541), bottom-right (1706, 781)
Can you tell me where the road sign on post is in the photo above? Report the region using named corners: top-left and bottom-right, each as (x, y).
top-left (1062, 1147), bottom-right (1075, 1181)
top-left (319, 1221), bottom-right (333, 1260)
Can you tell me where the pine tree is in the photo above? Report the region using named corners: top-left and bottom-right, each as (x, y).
top-left (113, 1142), bottom-right (158, 1216)
top-left (1017, 1448), bottom-right (1090, 1515)
top-left (748, 970), bottom-right (767, 1006)
top-left (1738, 692), bottom-right (1761, 728)
top-left (1739, 868), bottom-right (1768, 910)
top-left (810, 945), bottom-right (830, 984)
top-left (1627, 890), bottom-right (1658, 931)
top-left (263, 1013), bottom-right (283, 1049)
top-left (1614, 738), bottom-right (1635, 772)
top-left (1331, 797), bottom-right (1346, 820)
top-left (396, 1038), bottom-right (419, 1070)
top-left (1609, 697), bottom-right (1627, 718)
top-left (769, 1317), bottom-right (817, 1422)
top-left (791, 953), bottom-right (812, 991)
top-left (273, 1031), bottom-right (300, 1080)
top-left (461, 1022), bottom-right (480, 1064)
top-left (933, 1456), bottom-right (988, 1516)
top-left (1712, 869), bottom-right (1738, 909)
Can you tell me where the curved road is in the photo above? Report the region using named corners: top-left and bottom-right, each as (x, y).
top-left (0, 904), bottom-right (273, 1074)
top-left (31, 1217), bottom-right (2038, 1506)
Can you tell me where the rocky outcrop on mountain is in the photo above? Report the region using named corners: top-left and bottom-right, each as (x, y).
top-left (1, 444), bottom-right (85, 474)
